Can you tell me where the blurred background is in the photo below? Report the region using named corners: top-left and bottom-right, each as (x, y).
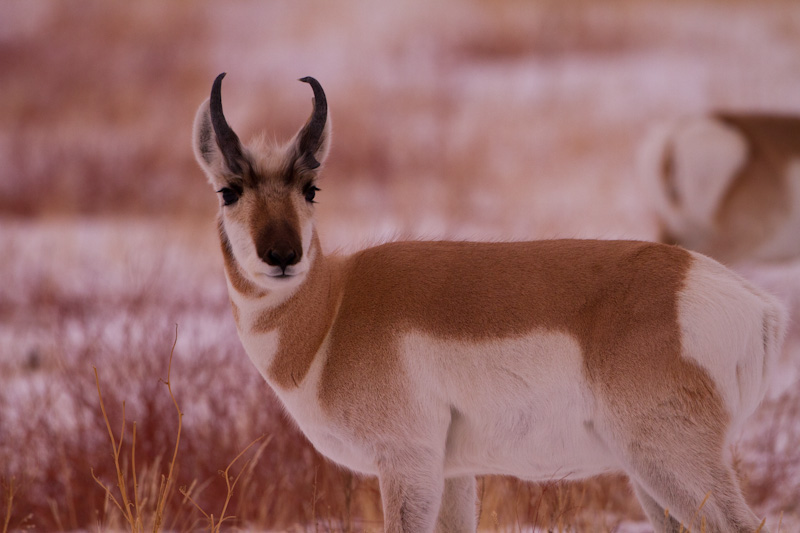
top-left (2, 1), bottom-right (800, 530)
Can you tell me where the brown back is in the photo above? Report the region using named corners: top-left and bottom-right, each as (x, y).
top-left (318, 240), bottom-right (716, 422)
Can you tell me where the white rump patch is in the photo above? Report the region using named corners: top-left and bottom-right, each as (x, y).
top-left (676, 254), bottom-right (774, 436)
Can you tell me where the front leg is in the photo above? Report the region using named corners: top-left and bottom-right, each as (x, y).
top-left (435, 476), bottom-right (477, 532)
top-left (378, 451), bottom-right (444, 533)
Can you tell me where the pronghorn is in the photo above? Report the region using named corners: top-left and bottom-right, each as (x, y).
top-left (642, 113), bottom-right (800, 264)
top-left (193, 74), bottom-right (787, 533)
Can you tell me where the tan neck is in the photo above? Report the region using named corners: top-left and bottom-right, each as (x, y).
top-left (223, 231), bottom-right (344, 389)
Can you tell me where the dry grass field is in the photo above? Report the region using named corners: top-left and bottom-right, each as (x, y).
top-left (1, 1), bottom-right (800, 530)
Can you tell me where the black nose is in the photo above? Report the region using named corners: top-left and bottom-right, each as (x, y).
top-left (265, 247), bottom-right (299, 271)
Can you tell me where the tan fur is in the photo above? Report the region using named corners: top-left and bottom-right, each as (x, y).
top-left (194, 76), bottom-right (787, 533)
top-left (228, 238), bottom-right (728, 466)
top-left (253, 235), bottom-right (343, 389)
top-left (230, 299), bottom-right (240, 326)
top-left (316, 240), bottom-right (715, 413)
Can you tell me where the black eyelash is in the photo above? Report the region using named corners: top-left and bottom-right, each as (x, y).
top-left (305, 185), bottom-right (320, 203)
top-left (217, 186), bottom-right (241, 206)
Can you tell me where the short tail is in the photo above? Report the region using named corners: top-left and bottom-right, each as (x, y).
top-left (757, 296), bottom-right (789, 403)
top-left (736, 287), bottom-right (788, 422)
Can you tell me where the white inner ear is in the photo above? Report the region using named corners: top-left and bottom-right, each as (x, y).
top-left (314, 118), bottom-right (331, 166)
top-left (192, 99), bottom-right (228, 189)
top-left (671, 118), bottom-right (749, 227)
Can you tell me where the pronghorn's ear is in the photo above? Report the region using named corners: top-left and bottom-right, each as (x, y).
top-left (289, 77), bottom-right (331, 175)
top-left (193, 73), bottom-right (250, 186)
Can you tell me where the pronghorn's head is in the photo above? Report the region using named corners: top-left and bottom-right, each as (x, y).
top-left (193, 73), bottom-right (330, 294)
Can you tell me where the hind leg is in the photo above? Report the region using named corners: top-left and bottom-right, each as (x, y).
top-left (435, 476), bottom-right (477, 532)
top-left (625, 443), bottom-right (767, 532)
top-left (632, 483), bottom-right (683, 533)
top-left (378, 447), bottom-right (445, 533)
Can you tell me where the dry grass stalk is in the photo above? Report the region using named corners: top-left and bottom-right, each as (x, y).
top-left (683, 490), bottom-right (710, 532)
top-left (312, 467), bottom-right (319, 533)
top-left (153, 325), bottom-right (183, 532)
top-left (90, 325), bottom-right (182, 532)
top-left (663, 491), bottom-right (770, 533)
top-left (1, 477), bottom-right (14, 533)
top-left (90, 378), bottom-right (136, 527)
top-left (179, 434), bottom-right (270, 531)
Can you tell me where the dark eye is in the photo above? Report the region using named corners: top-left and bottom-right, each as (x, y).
top-left (218, 187), bottom-right (240, 206)
top-left (305, 186), bottom-right (320, 203)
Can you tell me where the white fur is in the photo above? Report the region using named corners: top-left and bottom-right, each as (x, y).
top-left (678, 252), bottom-right (787, 438)
top-left (238, 328), bottom-right (280, 381)
top-left (401, 331), bottom-right (616, 480)
top-left (236, 256), bottom-right (786, 482)
top-left (223, 214), bottom-right (315, 305)
top-left (230, 248), bottom-right (787, 533)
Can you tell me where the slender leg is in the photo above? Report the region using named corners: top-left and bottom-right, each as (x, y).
top-left (626, 445), bottom-right (768, 532)
top-left (632, 482), bottom-right (683, 533)
top-left (378, 451), bottom-right (444, 533)
top-left (435, 476), bottom-right (477, 533)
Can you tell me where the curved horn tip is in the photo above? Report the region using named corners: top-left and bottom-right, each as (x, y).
top-left (212, 72), bottom-right (227, 92)
top-left (298, 77), bottom-right (325, 96)
top-left (297, 76), bottom-right (326, 108)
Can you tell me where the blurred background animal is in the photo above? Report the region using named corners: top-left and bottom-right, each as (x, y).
top-left (642, 113), bottom-right (800, 264)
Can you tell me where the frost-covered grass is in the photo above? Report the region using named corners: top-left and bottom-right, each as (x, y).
top-left (2, 0), bottom-right (800, 530)
top-left (0, 220), bottom-right (374, 531)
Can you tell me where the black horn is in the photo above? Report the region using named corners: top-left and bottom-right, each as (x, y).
top-left (210, 73), bottom-right (245, 175)
top-left (296, 76), bottom-right (328, 170)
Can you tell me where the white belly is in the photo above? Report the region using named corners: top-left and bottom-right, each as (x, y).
top-left (442, 406), bottom-right (619, 480)
top-left (402, 330), bottom-right (619, 480)
top-left (239, 323), bottom-right (620, 480)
